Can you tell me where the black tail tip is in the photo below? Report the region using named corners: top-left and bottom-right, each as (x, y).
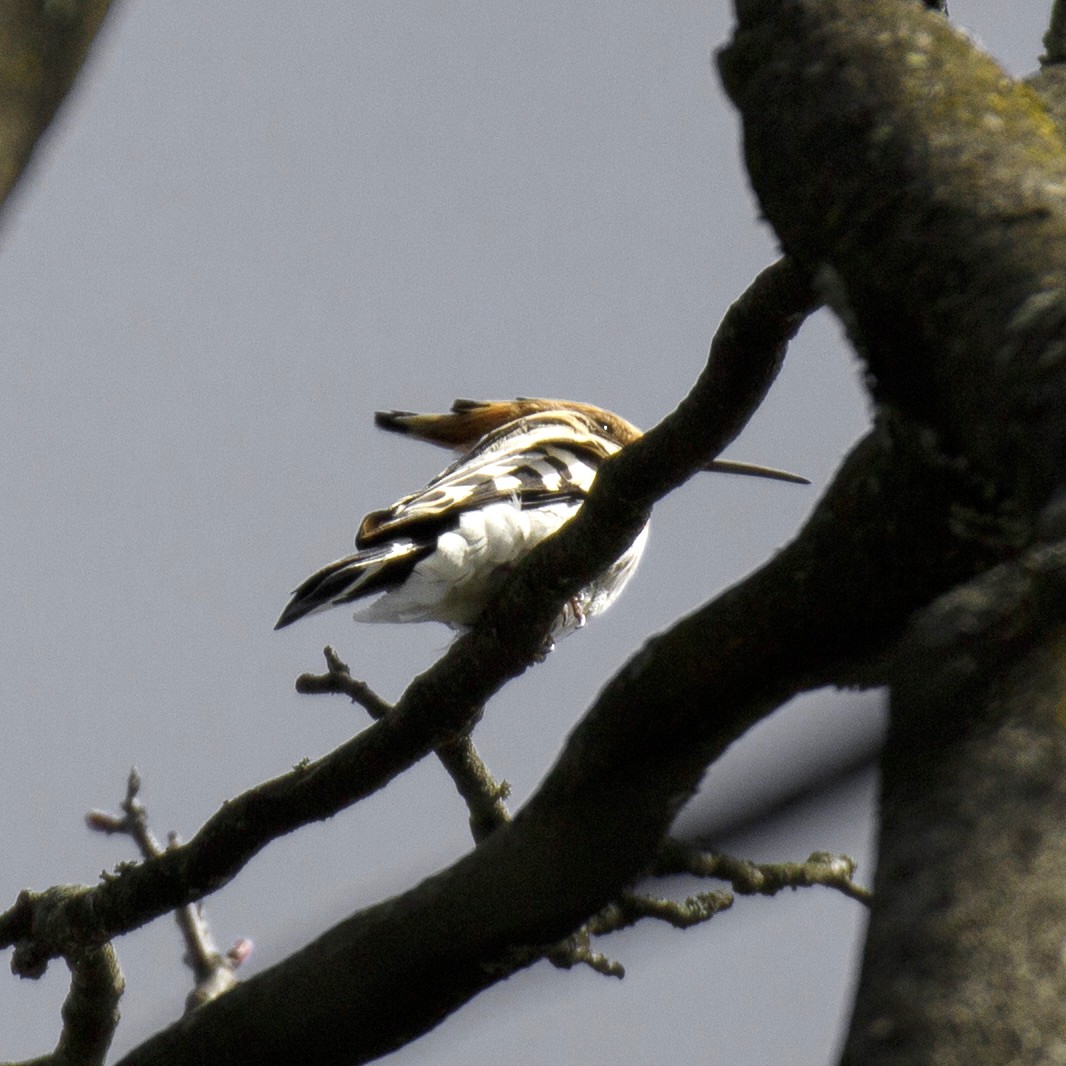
top-left (273, 601), bottom-right (306, 630)
top-left (374, 410), bottom-right (415, 433)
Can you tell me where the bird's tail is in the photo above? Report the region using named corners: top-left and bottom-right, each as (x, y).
top-left (274, 539), bottom-right (431, 629)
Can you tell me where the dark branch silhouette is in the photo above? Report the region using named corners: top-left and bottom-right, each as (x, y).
top-left (0, 0), bottom-right (117, 214)
top-left (4, 2), bottom-right (1066, 1064)
top-left (722, 2), bottom-right (1066, 1061)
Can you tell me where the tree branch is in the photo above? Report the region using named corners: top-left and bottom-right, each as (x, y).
top-left (844, 539), bottom-right (1066, 1063)
top-left (6, 888), bottom-right (123, 1066)
top-left (0, 0), bottom-right (118, 214)
top-left (296, 646), bottom-right (510, 841)
top-left (720, 0), bottom-right (1066, 514)
top-left (1045, 0), bottom-right (1066, 67)
top-left (113, 408), bottom-right (1010, 1066)
top-left (43, 944), bottom-right (123, 1066)
top-left (719, 4), bottom-right (1066, 1062)
top-left (656, 839), bottom-right (872, 906)
top-left (0, 256), bottom-right (819, 971)
top-left (86, 770), bottom-right (251, 1011)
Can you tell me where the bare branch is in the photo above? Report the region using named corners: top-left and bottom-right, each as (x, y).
top-left (543, 888), bottom-right (736, 981)
top-left (296, 647), bottom-right (511, 841)
top-left (547, 930), bottom-right (626, 979)
top-left (587, 890), bottom-right (734, 937)
top-left (294, 646), bottom-right (393, 719)
top-left (111, 407), bottom-right (1011, 1066)
top-left (548, 840), bottom-right (869, 982)
top-left (41, 944), bottom-right (123, 1066)
top-left (433, 733), bottom-right (512, 842)
top-left (1044, 0), bottom-right (1066, 66)
top-left (6, 888), bottom-right (123, 1066)
top-left (0, 0), bottom-right (118, 213)
top-left (657, 839), bottom-right (872, 906)
top-left (87, 771), bottom-right (250, 1011)
top-left (0, 256), bottom-right (819, 976)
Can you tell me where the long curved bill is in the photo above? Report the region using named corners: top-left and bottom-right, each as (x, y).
top-left (703, 459), bottom-right (809, 485)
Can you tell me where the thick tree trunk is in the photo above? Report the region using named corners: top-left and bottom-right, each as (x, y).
top-left (845, 545), bottom-right (1066, 1064)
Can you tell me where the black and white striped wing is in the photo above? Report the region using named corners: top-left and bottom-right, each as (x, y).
top-left (276, 409), bottom-right (627, 630)
top-left (356, 415), bottom-right (614, 548)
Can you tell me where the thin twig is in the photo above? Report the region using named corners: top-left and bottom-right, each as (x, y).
top-left (587, 889), bottom-right (735, 936)
top-left (86, 770), bottom-right (252, 1009)
top-left (547, 928), bottom-right (625, 978)
top-left (547, 892), bottom-right (731, 979)
top-left (294, 646), bottom-right (393, 719)
top-left (296, 646), bottom-right (512, 841)
top-left (657, 838), bottom-right (873, 906)
top-left (552, 841), bottom-right (863, 981)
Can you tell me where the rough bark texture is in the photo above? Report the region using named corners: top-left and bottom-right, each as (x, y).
top-left (846, 545), bottom-right (1066, 1064)
top-left (720, 0), bottom-right (1066, 511)
top-left (721, 2), bottom-right (1066, 1063)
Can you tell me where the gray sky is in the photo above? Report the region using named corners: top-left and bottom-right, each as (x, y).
top-left (0, 3), bottom-right (1049, 1061)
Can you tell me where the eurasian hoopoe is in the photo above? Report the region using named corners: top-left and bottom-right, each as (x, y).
top-left (275, 398), bottom-right (805, 637)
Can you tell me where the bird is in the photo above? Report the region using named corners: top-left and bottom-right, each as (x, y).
top-left (274, 398), bottom-right (807, 639)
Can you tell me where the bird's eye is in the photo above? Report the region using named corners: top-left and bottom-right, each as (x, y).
top-left (599, 420), bottom-right (611, 434)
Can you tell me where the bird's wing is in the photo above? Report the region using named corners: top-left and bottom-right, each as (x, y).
top-left (356, 411), bottom-right (619, 547)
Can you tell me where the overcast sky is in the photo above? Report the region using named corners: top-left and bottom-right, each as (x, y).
top-left (0, 3), bottom-right (1050, 1062)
